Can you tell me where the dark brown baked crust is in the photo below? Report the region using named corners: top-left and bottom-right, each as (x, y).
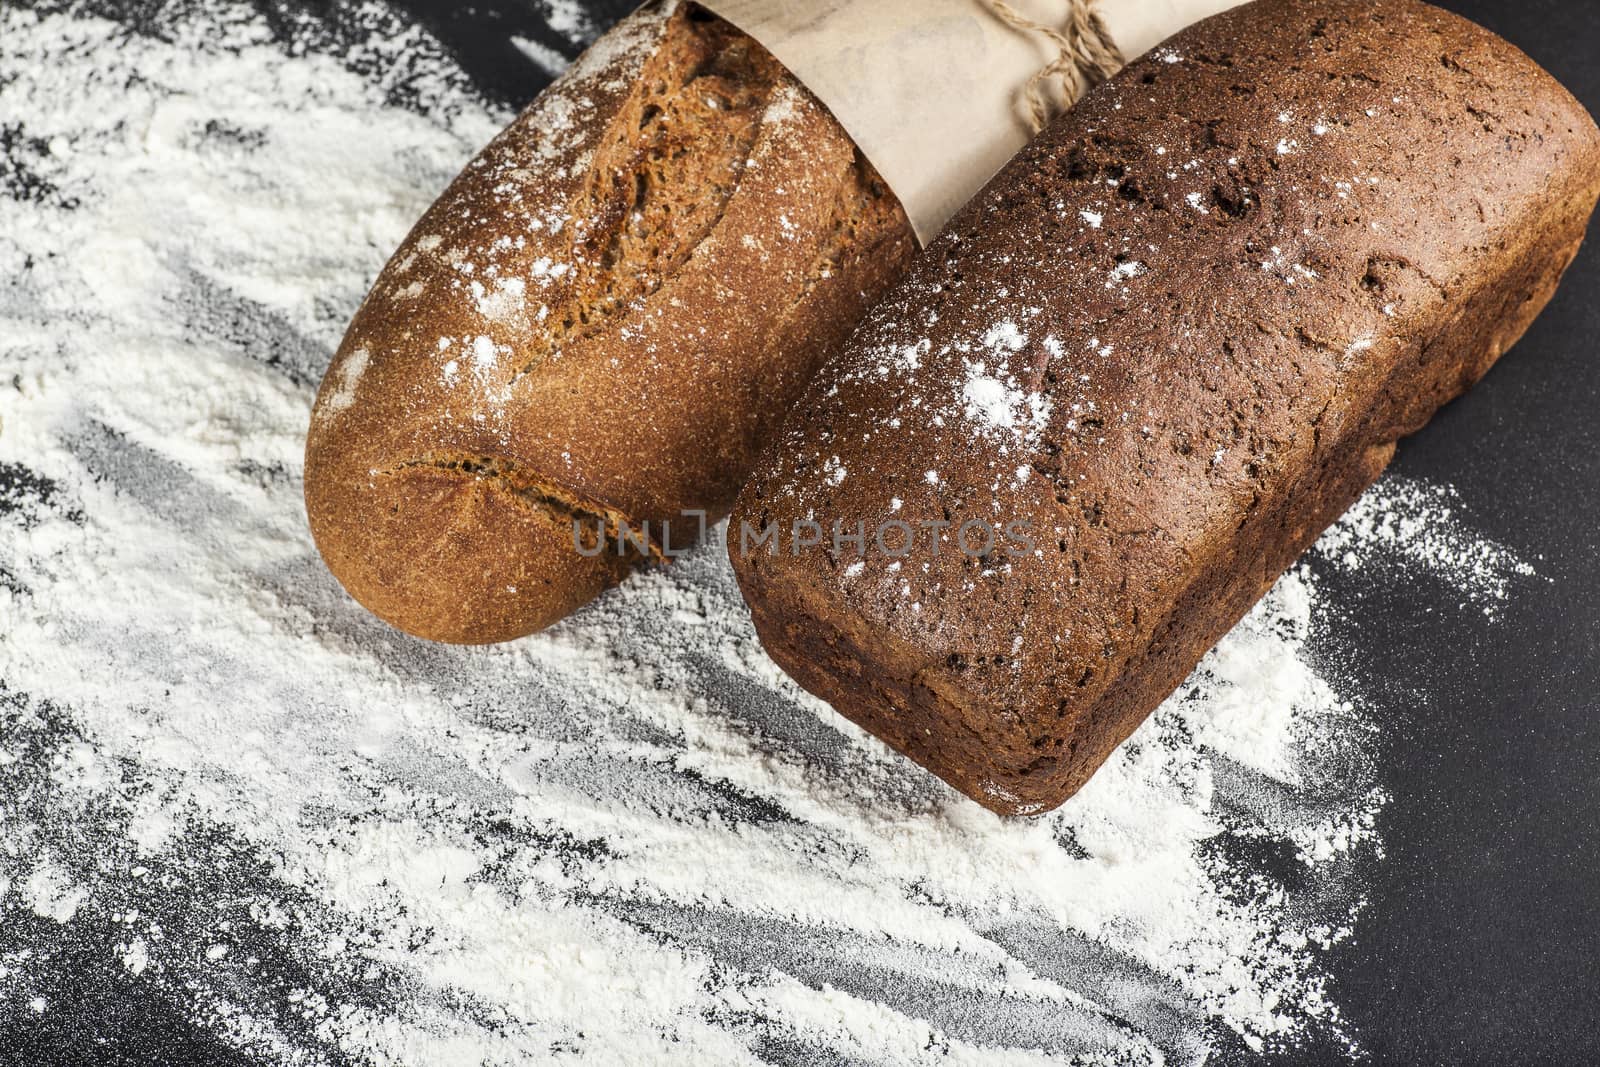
top-left (730, 0), bottom-right (1600, 814)
top-left (304, 1), bottom-right (914, 643)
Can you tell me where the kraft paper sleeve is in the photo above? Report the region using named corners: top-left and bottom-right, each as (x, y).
top-left (698, 0), bottom-right (1247, 243)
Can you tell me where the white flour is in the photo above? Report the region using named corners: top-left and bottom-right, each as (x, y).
top-left (0, 2), bottom-right (1536, 1064)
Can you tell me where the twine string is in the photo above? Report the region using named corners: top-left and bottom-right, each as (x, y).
top-left (979, 0), bottom-right (1125, 133)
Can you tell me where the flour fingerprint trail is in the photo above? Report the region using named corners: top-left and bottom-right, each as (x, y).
top-left (0, 2), bottom-right (1538, 1064)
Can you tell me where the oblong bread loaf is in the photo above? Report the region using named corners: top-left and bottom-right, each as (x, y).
top-left (730, 0), bottom-right (1600, 814)
top-left (305, 1), bottom-right (913, 642)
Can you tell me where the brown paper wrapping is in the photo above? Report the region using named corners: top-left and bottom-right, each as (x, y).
top-left (699, 0), bottom-right (1247, 243)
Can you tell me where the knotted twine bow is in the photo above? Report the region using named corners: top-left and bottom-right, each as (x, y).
top-left (979, 0), bottom-right (1125, 133)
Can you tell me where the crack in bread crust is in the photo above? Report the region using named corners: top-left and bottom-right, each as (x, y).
top-left (382, 455), bottom-right (666, 563)
top-left (510, 9), bottom-right (783, 383)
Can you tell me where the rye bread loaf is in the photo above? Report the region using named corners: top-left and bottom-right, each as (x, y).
top-left (730, 0), bottom-right (1600, 815)
top-left (305, 1), bottom-right (913, 643)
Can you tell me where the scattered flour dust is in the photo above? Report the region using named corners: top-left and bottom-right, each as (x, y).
top-left (0, 2), bottom-right (1537, 1065)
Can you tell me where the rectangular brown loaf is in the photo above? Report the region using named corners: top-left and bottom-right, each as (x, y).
top-left (730, 0), bottom-right (1600, 814)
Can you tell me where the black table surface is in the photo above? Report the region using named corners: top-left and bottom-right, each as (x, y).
top-left (11, 0), bottom-right (1600, 1063)
top-left (427, 5), bottom-right (1600, 1061)
top-left (385, 1), bottom-right (1600, 1060)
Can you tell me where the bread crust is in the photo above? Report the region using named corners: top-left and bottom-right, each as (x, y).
top-left (305, 1), bottom-right (914, 643)
top-left (731, 0), bottom-right (1600, 814)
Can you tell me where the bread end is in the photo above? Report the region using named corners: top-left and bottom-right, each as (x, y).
top-left (304, 454), bottom-right (635, 644)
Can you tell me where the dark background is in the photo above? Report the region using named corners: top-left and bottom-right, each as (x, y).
top-left (8, 0), bottom-right (1598, 1063)
top-left (309, 0), bottom-right (1600, 1059)
top-left (493, 1), bottom-right (1600, 1061)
